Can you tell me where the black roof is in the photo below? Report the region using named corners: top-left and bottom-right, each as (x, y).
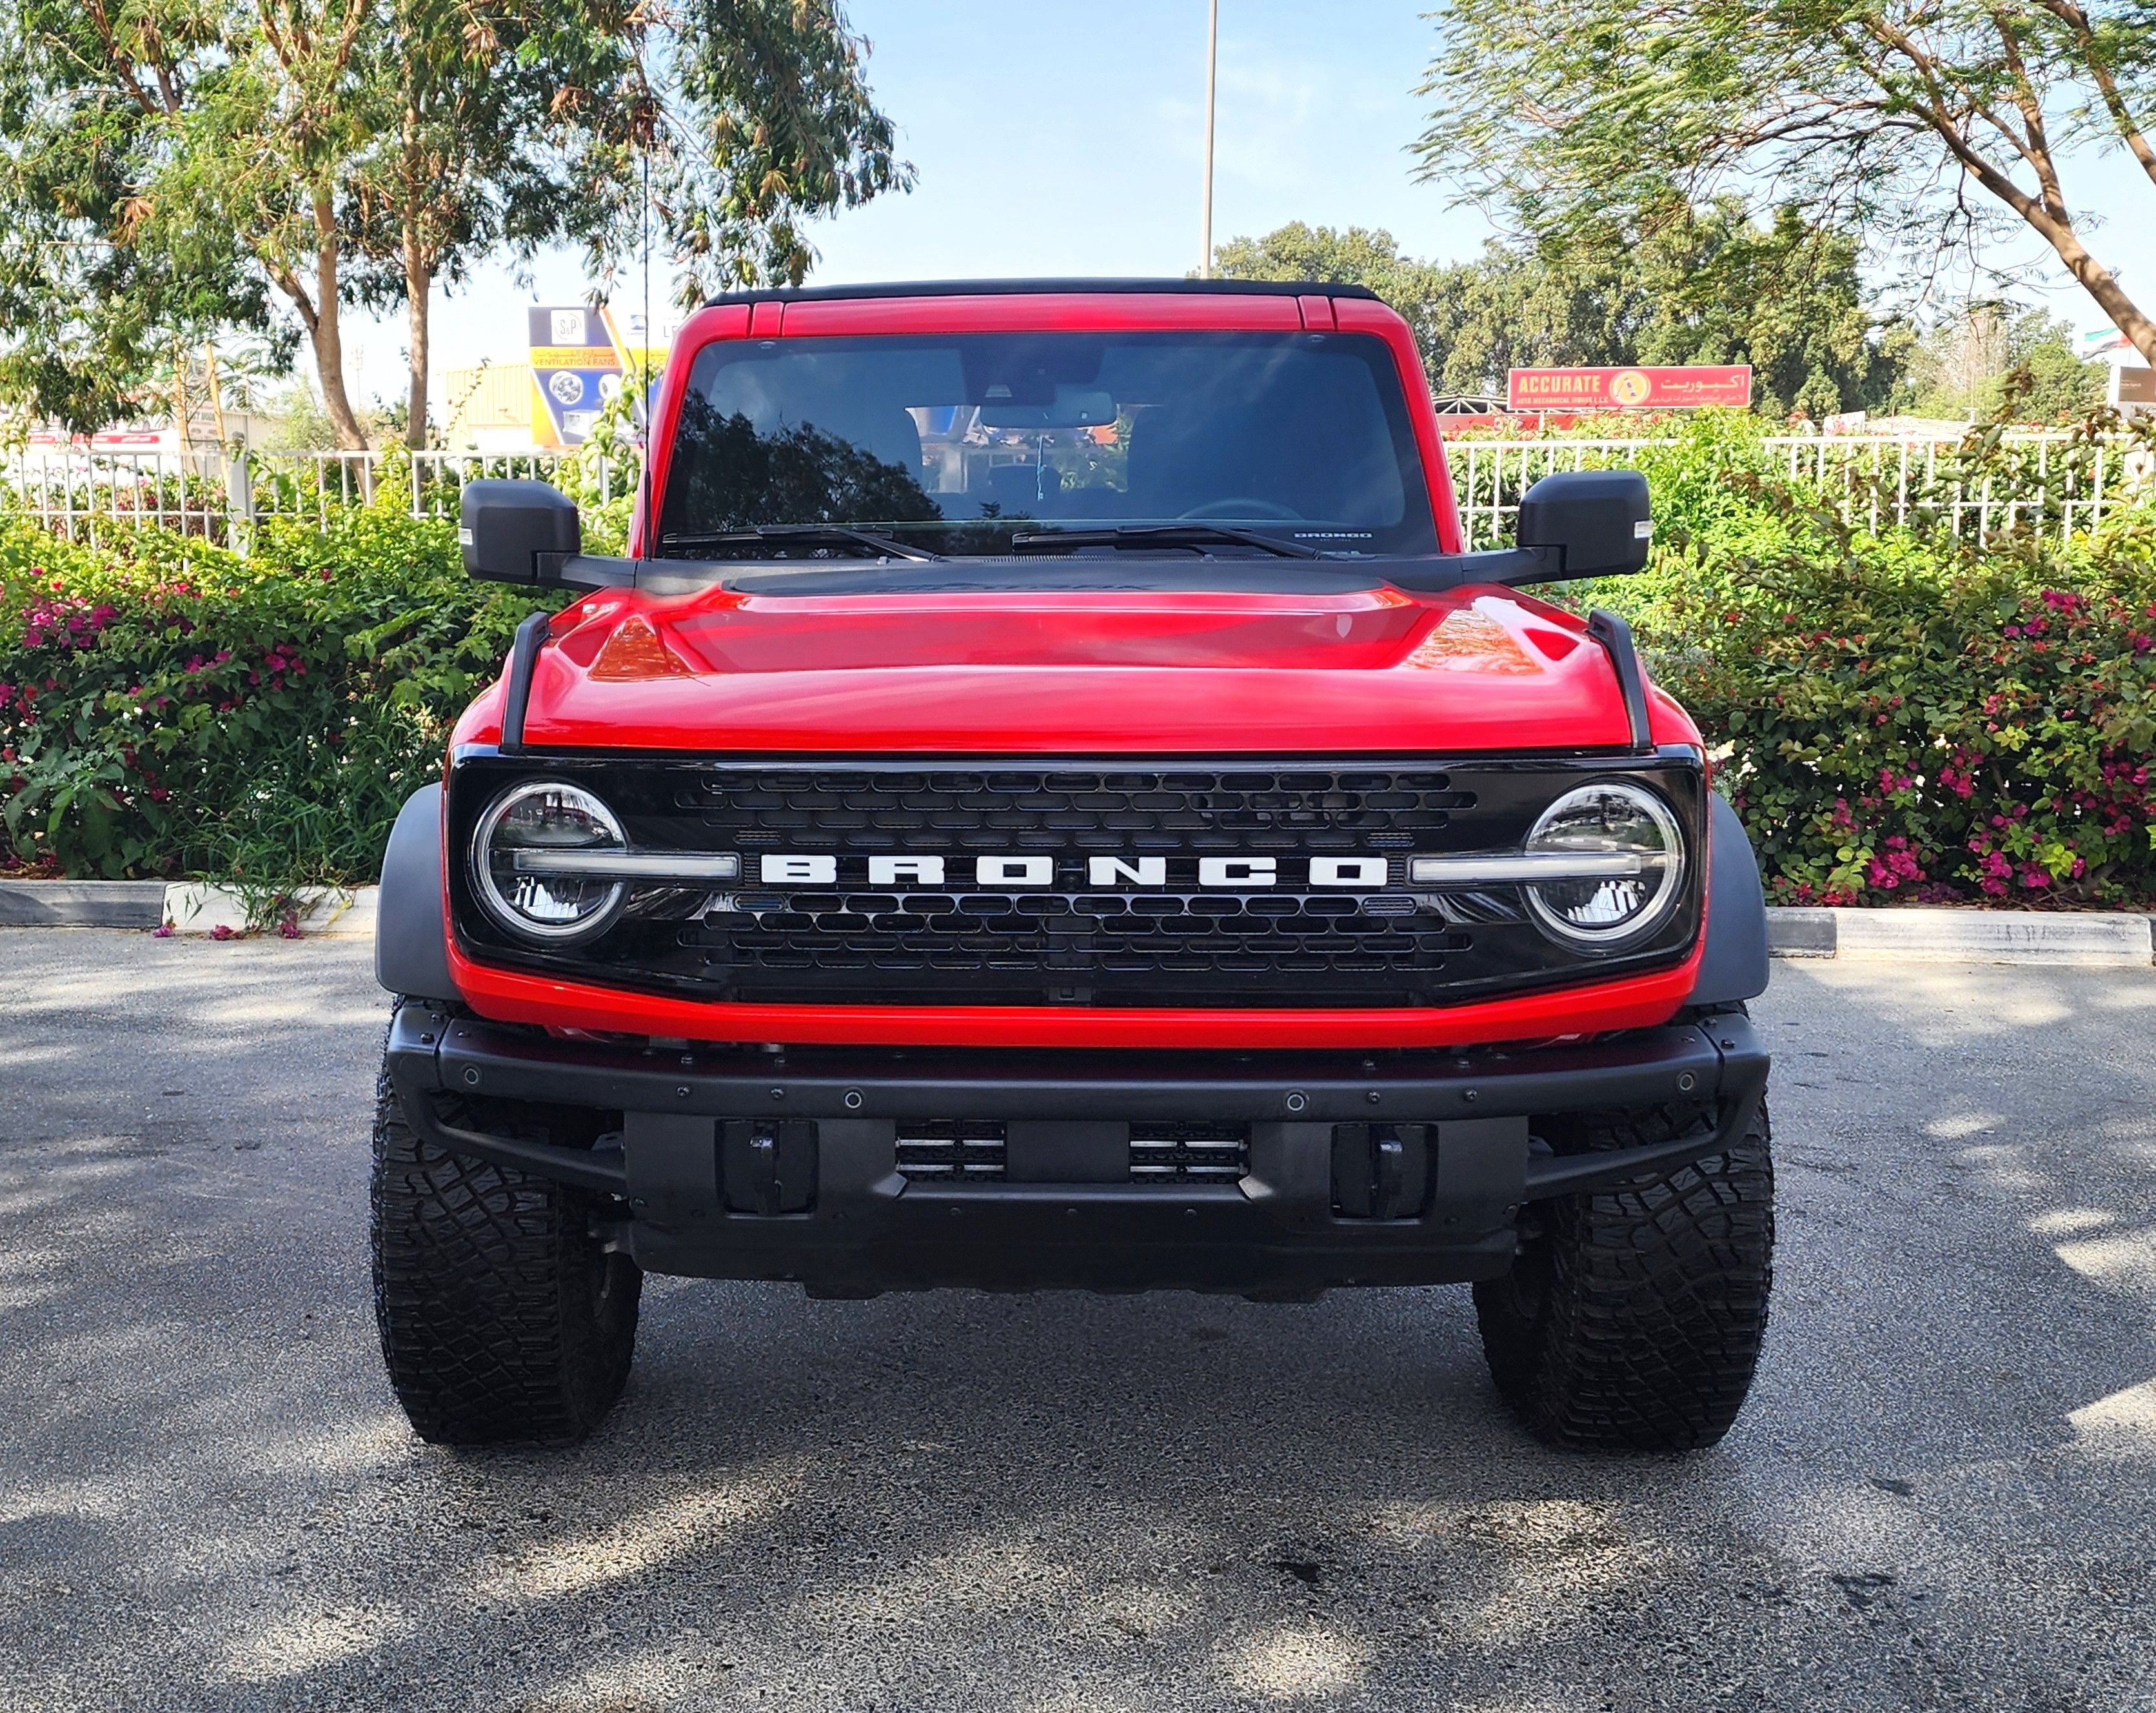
top-left (701, 277), bottom-right (1381, 308)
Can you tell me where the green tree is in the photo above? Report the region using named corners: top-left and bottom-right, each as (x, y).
top-left (344, 0), bottom-right (640, 449)
top-left (608, 0), bottom-right (913, 304)
top-left (1414, 0), bottom-right (2156, 368)
top-left (1211, 223), bottom-right (1464, 379)
top-left (1906, 304), bottom-right (2106, 420)
top-left (0, 2), bottom-right (290, 437)
top-left (1212, 206), bottom-right (1909, 417)
top-left (0, 0), bottom-right (907, 447)
top-left (348, 0), bottom-right (911, 448)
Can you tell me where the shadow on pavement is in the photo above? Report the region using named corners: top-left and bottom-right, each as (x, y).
top-left (1, 935), bottom-right (2152, 1710)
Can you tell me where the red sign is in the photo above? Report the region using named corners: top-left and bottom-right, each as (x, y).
top-left (1506, 365), bottom-right (1753, 411)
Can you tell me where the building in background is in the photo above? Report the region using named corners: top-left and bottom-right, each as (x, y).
top-left (439, 361), bottom-right (533, 450)
top-left (2084, 328), bottom-right (2154, 417)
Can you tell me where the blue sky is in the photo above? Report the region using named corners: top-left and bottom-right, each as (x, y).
top-left (361, 1), bottom-right (1472, 402)
top-left (345, 1), bottom-right (2156, 406)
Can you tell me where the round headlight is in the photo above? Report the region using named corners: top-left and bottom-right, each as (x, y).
top-left (471, 782), bottom-right (628, 942)
top-left (1523, 782), bottom-right (1686, 949)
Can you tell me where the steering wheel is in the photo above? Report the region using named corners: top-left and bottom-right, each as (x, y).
top-left (1180, 497), bottom-right (1304, 521)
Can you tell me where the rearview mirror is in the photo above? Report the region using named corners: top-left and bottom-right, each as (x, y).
top-left (1514, 470), bottom-right (1652, 579)
top-left (977, 387), bottom-right (1118, 430)
top-left (460, 479), bottom-right (581, 584)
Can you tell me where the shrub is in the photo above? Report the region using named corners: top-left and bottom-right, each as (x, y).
top-left (5, 415), bottom-right (2154, 906)
top-left (0, 482), bottom-right (551, 885)
top-left (1594, 423), bottom-right (2156, 906)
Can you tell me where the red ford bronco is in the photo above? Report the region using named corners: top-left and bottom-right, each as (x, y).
top-left (372, 280), bottom-right (1772, 1452)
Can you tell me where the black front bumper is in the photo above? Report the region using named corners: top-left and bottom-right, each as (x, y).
top-left (384, 1007), bottom-right (1768, 1297)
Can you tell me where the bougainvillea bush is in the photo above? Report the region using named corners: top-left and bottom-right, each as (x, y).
top-left (1608, 422), bottom-right (2156, 906)
top-left (0, 489), bottom-right (549, 884)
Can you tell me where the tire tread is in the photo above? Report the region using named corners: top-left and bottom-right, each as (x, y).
top-left (370, 1036), bottom-right (638, 1446)
top-left (1474, 1094), bottom-right (1774, 1452)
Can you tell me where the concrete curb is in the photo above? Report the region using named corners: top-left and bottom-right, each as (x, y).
top-left (0, 879), bottom-right (167, 929)
top-left (161, 882), bottom-right (378, 939)
top-left (0, 880), bottom-right (377, 938)
top-left (3, 882), bottom-right (2151, 966)
top-left (1768, 906), bottom-right (2156, 967)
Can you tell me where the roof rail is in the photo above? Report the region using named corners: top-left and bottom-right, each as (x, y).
top-left (699, 277), bottom-right (1382, 310)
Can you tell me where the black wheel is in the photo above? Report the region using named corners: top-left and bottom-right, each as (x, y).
top-left (370, 1027), bottom-right (640, 1447)
top-left (1474, 1092), bottom-right (1774, 1452)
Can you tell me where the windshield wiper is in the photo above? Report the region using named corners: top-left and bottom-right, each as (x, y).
top-left (1006, 523), bottom-right (1323, 560)
top-left (658, 524), bottom-right (945, 562)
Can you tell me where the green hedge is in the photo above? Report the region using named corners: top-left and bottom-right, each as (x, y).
top-left (0, 491), bottom-right (549, 886)
top-left (1606, 419), bottom-right (2156, 906)
top-left (4, 419), bottom-right (2155, 905)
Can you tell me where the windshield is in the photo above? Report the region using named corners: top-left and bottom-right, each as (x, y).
top-left (653, 331), bottom-right (1437, 557)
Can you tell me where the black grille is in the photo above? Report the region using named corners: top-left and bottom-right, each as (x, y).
top-left (704, 887), bottom-right (1469, 991)
top-left (686, 766), bottom-right (1473, 1005)
top-left (689, 766), bottom-right (1474, 853)
top-left (890, 1121), bottom-right (1249, 1183)
top-left (446, 753), bottom-right (1707, 1009)
top-left (895, 1121), bottom-right (1007, 1181)
top-left (1129, 1123), bottom-right (1249, 1181)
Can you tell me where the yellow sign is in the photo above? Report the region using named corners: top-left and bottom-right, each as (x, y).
top-left (527, 346), bottom-right (622, 371)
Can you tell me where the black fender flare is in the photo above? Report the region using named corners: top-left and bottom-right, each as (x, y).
top-left (1687, 790), bottom-right (1770, 1007)
top-left (374, 783), bottom-right (457, 1002)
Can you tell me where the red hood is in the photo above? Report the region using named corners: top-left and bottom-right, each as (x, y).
top-left (457, 581), bottom-right (1698, 754)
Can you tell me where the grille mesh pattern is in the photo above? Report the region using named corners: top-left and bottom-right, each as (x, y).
top-left (894, 1122), bottom-right (1007, 1181)
top-left (890, 1122), bottom-right (1249, 1183)
top-left (688, 766), bottom-right (1475, 1003)
top-left (704, 889), bottom-right (1467, 982)
top-left (1129, 1123), bottom-right (1249, 1181)
top-left (691, 767), bottom-right (1474, 853)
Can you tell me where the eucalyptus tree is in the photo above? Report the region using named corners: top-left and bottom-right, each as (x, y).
top-left (0, 0), bottom-right (907, 446)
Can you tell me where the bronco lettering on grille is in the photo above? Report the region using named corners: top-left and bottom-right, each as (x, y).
top-left (756, 853), bottom-right (1392, 889)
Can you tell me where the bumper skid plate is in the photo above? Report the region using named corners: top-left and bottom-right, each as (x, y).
top-left (385, 1007), bottom-right (1767, 1296)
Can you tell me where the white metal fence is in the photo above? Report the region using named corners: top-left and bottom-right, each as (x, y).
top-left (0, 447), bottom-right (626, 548)
top-left (1447, 430), bottom-right (2155, 550)
top-left (6, 431), bottom-right (2151, 552)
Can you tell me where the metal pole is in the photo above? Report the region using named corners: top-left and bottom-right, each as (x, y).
top-left (1199, 0), bottom-right (1218, 278)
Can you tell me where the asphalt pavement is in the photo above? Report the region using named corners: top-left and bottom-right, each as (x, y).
top-left (1, 930), bottom-right (2153, 1712)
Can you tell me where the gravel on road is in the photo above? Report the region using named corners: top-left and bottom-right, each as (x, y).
top-left (2, 929), bottom-right (2153, 1712)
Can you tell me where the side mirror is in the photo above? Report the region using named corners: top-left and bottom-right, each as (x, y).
top-left (460, 479), bottom-right (581, 584)
top-left (1514, 470), bottom-right (1652, 579)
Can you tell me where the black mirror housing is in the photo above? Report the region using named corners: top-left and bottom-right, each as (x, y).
top-left (1514, 470), bottom-right (1652, 579)
top-left (460, 479), bottom-right (581, 584)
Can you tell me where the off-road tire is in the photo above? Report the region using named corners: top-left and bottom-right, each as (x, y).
top-left (1473, 1093), bottom-right (1774, 1452)
top-left (370, 1040), bottom-right (640, 1447)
